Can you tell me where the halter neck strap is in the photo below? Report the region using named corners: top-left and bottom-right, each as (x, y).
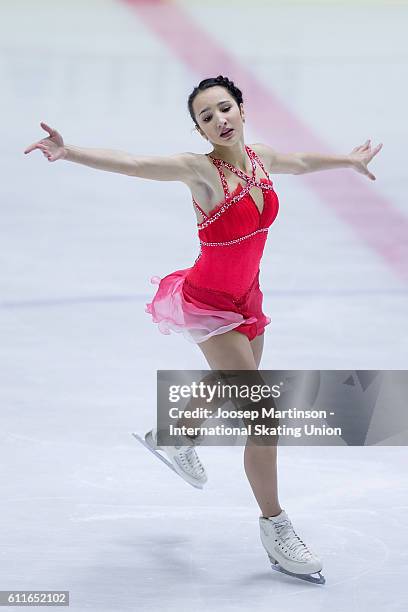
top-left (207, 145), bottom-right (256, 180)
top-left (247, 146), bottom-right (270, 179)
top-left (207, 145), bottom-right (257, 199)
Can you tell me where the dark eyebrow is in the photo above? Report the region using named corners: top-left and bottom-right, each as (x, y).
top-left (199, 100), bottom-right (231, 116)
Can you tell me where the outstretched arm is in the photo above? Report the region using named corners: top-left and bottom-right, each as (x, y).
top-left (257, 140), bottom-right (383, 181)
top-left (24, 122), bottom-right (199, 183)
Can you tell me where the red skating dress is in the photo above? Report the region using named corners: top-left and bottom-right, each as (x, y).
top-left (145, 145), bottom-right (279, 343)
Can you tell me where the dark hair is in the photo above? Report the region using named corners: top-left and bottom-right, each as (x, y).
top-left (188, 75), bottom-right (243, 127)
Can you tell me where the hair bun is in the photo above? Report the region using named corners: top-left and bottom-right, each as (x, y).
top-left (187, 75), bottom-right (244, 127)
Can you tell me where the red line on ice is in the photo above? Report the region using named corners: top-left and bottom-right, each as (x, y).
top-left (121, 0), bottom-right (408, 283)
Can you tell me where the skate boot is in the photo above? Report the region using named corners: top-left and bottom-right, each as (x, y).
top-left (259, 510), bottom-right (325, 584)
top-left (132, 428), bottom-right (207, 489)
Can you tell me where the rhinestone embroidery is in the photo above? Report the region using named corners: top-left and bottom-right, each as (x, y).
top-left (249, 147), bottom-right (270, 179)
top-left (200, 227), bottom-right (269, 247)
top-left (193, 198), bottom-right (208, 220)
top-left (196, 146), bottom-right (275, 230)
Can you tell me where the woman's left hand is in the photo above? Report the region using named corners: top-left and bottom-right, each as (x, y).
top-left (349, 139), bottom-right (383, 181)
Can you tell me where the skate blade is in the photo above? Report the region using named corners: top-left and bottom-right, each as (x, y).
top-left (268, 556), bottom-right (326, 585)
top-left (131, 433), bottom-right (203, 490)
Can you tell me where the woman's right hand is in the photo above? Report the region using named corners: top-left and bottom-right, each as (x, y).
top-left (24, 122), bottom-right (66, 162)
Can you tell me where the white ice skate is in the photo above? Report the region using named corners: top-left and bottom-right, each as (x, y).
top-left (259, 510), bottom-right (325, 584)
top-left (132, 428), bottom-right (207, 489)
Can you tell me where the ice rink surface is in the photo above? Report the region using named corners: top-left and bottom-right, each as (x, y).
top-left (1, 1), bottom-right (407, 610)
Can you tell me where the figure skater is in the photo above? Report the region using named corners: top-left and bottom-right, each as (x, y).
top-left (24, 75), bottom-right (382, 584)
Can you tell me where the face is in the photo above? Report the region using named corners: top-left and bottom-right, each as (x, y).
top-left (192, 86), bottom-right (245, 145)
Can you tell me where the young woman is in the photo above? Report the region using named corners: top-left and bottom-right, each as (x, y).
top-left (24, 75), bottom-right (382, 584)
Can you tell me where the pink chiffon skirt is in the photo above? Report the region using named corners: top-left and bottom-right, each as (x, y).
top-left (145, 268), bottom-right (271, 344)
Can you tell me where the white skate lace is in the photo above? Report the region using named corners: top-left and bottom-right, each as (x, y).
top-left (274, 519), bottom-right (314, 561)
top-left (177, 446), bottom-right (205, 476)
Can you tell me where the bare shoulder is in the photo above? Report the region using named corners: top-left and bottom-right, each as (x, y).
top-left (249, 143), bottom-right (305, 175)
top-left (169, 151), bottom-right (204, 184)
top-left (249, 143), bottom-right (276, 172)
top-left (184, 151), bottom-right (214, 183)
top-left (185, 153), bottom-right (224, 222)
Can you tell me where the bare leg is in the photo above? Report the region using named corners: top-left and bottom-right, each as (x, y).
top-left (197, 330), bottom-right (282, 518)
top-left (180, 331), bottom-right (266, 424)
top-left (243, 440), bottom-right (281, 517)
top-left (246, 332), bottom-right (282, 517)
